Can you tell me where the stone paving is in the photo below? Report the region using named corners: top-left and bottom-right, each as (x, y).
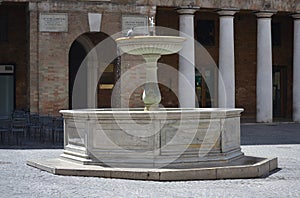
top-left (0, 123), bottom-right (300, 197)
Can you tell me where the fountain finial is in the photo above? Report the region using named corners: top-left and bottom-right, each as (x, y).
top-left (148, 17), bottom-right (156, 36)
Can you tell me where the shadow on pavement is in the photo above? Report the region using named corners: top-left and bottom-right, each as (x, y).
top-left (241, 123), bottom-right (300, 145)
top-left (0, 141), bottom-right (63, 149)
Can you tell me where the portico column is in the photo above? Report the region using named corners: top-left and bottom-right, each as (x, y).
top-left (87, 63), bottom-right (98, 108)
top-left (255, 11), bottom-right (276, 122)
top-left (293, 13), bottom-right (300, 122)
top-left (217, 9), bottom-right (238, 108)
top-left (177, 7), bottom-right (198, 108)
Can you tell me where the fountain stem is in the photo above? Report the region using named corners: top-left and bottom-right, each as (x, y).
top-left (142, 54), bottom-right (161, 111)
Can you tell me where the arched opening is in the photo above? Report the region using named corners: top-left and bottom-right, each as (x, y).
top-left (68, 32), bottom-right (118, 109)
top-left (69, 40), bottom-right (87, 109)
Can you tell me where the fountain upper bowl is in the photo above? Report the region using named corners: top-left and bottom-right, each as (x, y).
top-left (115, 36), bottom-right (186, 55)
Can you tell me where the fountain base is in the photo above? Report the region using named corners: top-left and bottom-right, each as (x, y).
top-left (27, 108), bottom-right (278, 180)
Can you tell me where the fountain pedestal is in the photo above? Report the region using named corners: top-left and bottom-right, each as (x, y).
top-left (142, 54), bottom-right (161, 110)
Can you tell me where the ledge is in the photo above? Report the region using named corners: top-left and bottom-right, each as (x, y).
top-left (27, 156), bottom-right (278, 181)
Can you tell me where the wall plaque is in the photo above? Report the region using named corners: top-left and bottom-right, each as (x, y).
top-left (122, 15), bottom-right (148, 36)
top-left (39, 13), bottom-right (68, 32)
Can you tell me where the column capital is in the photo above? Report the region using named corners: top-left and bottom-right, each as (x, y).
top-left (176, 6), bottom-right (199, 15)
top-left (292, 12), bottom-right (300, 19)
top-left (217, 8), bottom-right (239, 16)
top-left (255, 10), bottom-right (277, 18)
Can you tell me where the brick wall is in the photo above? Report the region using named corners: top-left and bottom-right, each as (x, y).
top-left (121, 54), bottom-right (146, 108)
top-left (28, 2), bottom-right (155, 115)
top-left (156, 7), bottom-right (180, 108)
top-left (235, 12), bottom-right (257, 118)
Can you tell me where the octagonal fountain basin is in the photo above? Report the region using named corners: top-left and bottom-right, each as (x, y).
top-left (115, 36), bottom-right (186, 56)
top-left (57, 108), bottom-right (246, 168)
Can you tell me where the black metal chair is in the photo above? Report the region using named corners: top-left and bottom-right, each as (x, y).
top-left (11, 117), bottom-right (27, 145)
top-left (29, 114), bottom-right (41, 141)
top-left (11, 110), bottom-right (26, 118)
top-left (39, 115), bottom-right (53, 143)
top-left (52, 117), bottom-right (64, 144)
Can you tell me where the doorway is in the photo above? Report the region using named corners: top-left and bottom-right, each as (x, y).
top-left (273, 66), bottom-right (287, 118)
top-left (0, 65), bottom-right (14, 116)
top-left (195, 69), bottom-right (212, 108)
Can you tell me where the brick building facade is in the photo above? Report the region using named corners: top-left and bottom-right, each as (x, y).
top-left (0, 0), bottom-right (300, 122)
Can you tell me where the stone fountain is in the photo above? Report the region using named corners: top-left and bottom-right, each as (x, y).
top-left (116, 35), bottom-right (186, 110)
top-left (27, 33), bottom-right (278, 180)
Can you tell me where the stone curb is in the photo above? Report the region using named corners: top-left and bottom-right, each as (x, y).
top-left (27, 157), bottom-right (278, 181)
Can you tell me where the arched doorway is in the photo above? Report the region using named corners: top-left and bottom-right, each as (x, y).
top-left (68, 32), bottom-right (118, 109)
top-left (69, 40), bottom-right (87, 109)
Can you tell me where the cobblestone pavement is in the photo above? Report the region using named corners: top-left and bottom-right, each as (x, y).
top-left (0, 123), bottom-right (300, 198)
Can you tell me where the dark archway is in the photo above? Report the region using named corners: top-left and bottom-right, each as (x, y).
top-left (69, 41), bottom-right (87, 109)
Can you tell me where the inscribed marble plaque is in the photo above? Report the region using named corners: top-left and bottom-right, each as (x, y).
top-left (122, 15), bottom-right (148, 36)
top-left (39, 13), bottom-right (68, 32)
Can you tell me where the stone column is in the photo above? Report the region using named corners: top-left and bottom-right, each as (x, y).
top-left (255, 11), bottom-right (276, 122)
top-left (217, 9), bottom-right (238, 108)
top-left (87, 62), bottom-right (98, 108)
top-left (177, 7), bottom-right (198, 108)
top-left (293, 13), bottom-right (300, 122)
